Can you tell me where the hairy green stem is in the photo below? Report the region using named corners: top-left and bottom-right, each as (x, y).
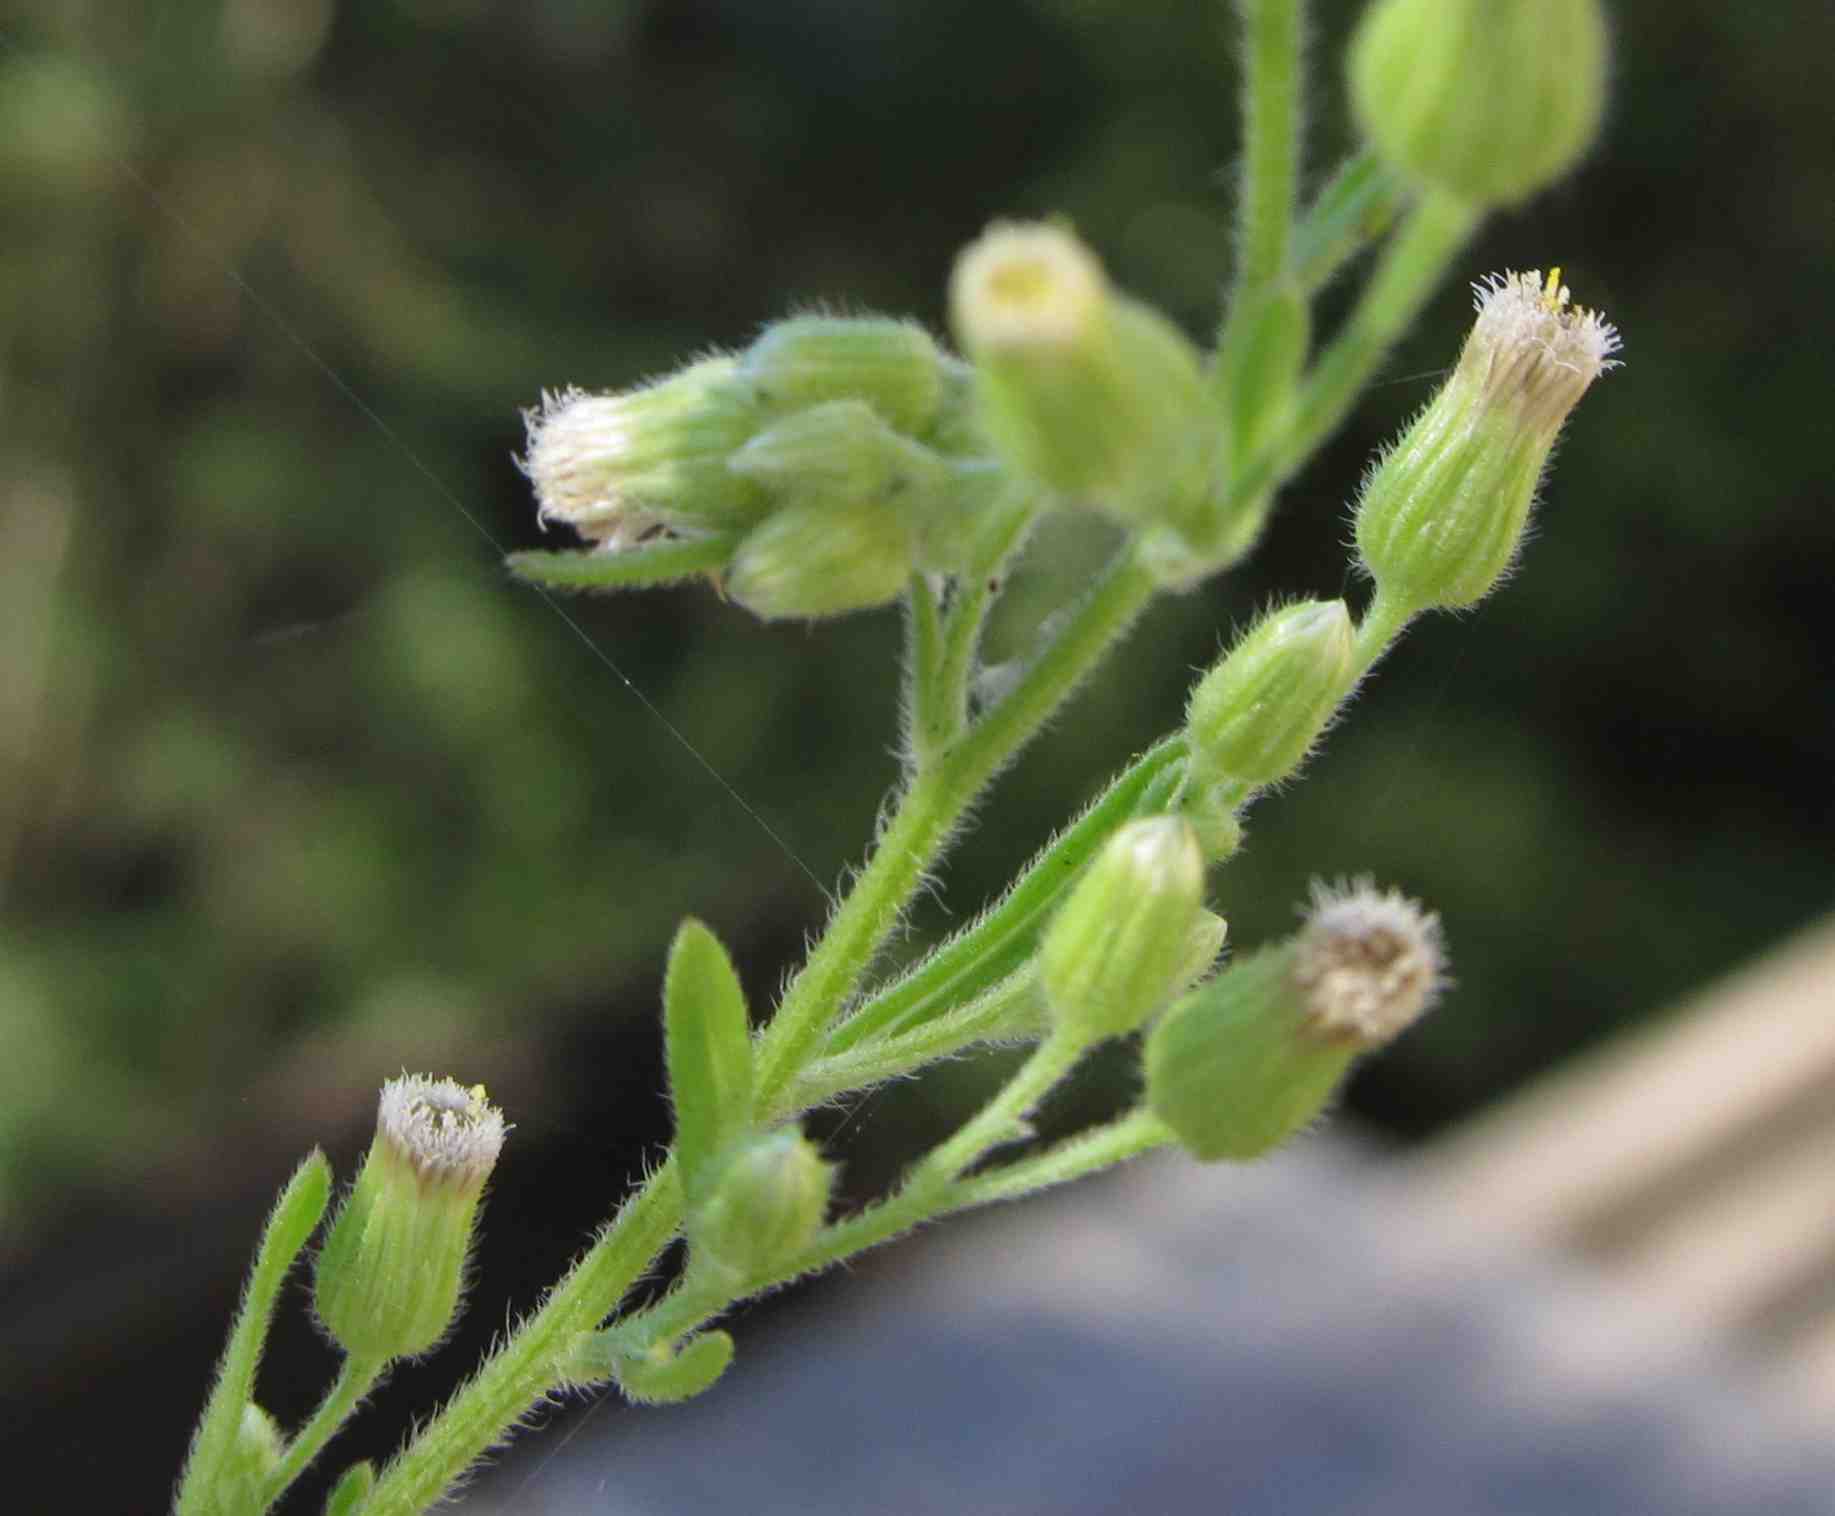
top-left (1278, 189), bottom-right (1480, 480)
top-left (1353, 586), bottom-right (1415, 677)
top-left (906, 572), bottom-right (950, 767)
top-left (624, 1101), bottom-right (1170, 1356)
top-left (824, 734), bottom-right (1184, 1057)
top-left (754, 542), bottom-right (1160, 1107)
top-left (1235, 0), bottom-right (1305, 297)
top-left (362, 1160), bottom-right (680, 1516)
top-left (259, 1353), bottom-right (384, 1510)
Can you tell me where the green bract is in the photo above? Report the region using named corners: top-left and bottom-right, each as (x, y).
top-left (741, 315), bottom-right (946, 436)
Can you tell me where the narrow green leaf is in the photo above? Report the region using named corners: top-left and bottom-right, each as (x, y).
top-left (664, 918), bottom-right (755, 1207)
top-left (323, 1459), bottom-right (376, 1516)
top-left (175, 1150), bottom-right (333, 1516)
top-left (1290, 150), bottom-right (1407, 295)
top-left (611, 1331), bottom-right (737, 1405)
top-left (506, 534), bottom-right (737, 592)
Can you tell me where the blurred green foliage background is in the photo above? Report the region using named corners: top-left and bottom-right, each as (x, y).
top-left (1, 3), bottom-right (1832, 1494)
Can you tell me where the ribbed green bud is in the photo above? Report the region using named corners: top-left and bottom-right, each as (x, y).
top-left (314, 1075), bottom-right (506, 1361)
top-left (1349, 0), bottom-right (1608, 208)
top-left (949, 222), bottom-right (1213, 532)
top-left (741, 315), bottom-right (946, 437)
top-left (726, 496), bottom-right (913, 620)
top-left (1039, 817), bottom-right (1207, 1043)
top-left (520, 357), bottom-right (768, 545)
top-left (1185, 600), bottom-right (1355, 790)
top-left (1356, 270), bottom-right (1619, 612)
top-left (1147, 880), bottom-right (1444, 1160)
top-left (727, 399), bottom-right (949, 514)
top-left (690, 1128), bottom-right (835, 1286)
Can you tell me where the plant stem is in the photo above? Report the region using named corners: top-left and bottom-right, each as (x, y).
top-left (822, 734), bottom-right (1184, 1057)
top-left (905, 571), bottom-right (950, 767)
top-left (947, 1106), bottom-right (1172, 1208)
top-left (507, 533), bottom-right (739, 591)
top-left (622, 1102), bottom-right (1171, 1356)
top-left (1352, 585), bottom-right (1415, 678)
top-left (754, 542), bottom-right (1161, 1108)
top-left (789, 965), bottom-right (1041, 1112)
top-left (259, 1353), bottom-right (385, 1511)
top-left (1275, 189), bottom-right (1480, 483)
top-left (912, 1028), bottom-right (1089, 1187)
top-left (1235, 0), bottom-right (1305, 299)
top-left (362, 1159), bottom-right (681, 1516)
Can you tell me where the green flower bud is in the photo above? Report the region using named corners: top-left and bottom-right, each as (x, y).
top-left (314, 1075), bottom-right (506, 1361)
top-left (1147, 880), bottom-right (1444, 1160)
top-left (741, 315), bottom-right (946, 436)
top-left (1355, 270), bottom-right (1620, 612)
top-left (949, 222), bottom-right (1213, 532)
top-left (1184, 600), bottom-right (1355, 790)
top-left (726, 496), bottom-right (914, 620)
top-left (690, 1128), bottom-right (835, 1286)
top-left (1039, 817), bottom-right (1207, 1043)
top-left (1349, 0), bottom-right (1608, 208)
top-left (520, 357), bottom-right (768, 545)
top-left (727, 399), bottom-right (949, 514)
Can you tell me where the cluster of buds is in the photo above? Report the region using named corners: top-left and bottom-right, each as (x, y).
top-left (522, 316), bottom-right (963, 619)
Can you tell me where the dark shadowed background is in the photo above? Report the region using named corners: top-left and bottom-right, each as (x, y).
top-left (1, 1), bottom-right (1830, 1510)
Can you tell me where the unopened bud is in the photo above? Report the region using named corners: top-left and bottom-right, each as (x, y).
top-left (1146, 880), bottom-right (1444, 1160)
top-left (520, 357), bottom-right (767, 546)
top-left (727, 399), bottom-right (949, 514)
top-left (314, 1075), bottom-right (506, 1361)
top-left (726, 497), bottom-right (913, 620)
top-left (690, 1128), bottom-right (834, 1286)
top-left (949, 222), bottom-right (1212, 531)
top-left (1356, 270), bottom-right (1619, 612)
top-left (220, 1404), bottom-right (283, 1507)
top-left (1039, 817), bottom-right (1207, 1043)
top-left (1185, 600), bottom-right (1355, 790)
top-left (1349, 0), bottom-right (1608, 208)
top-left (741, 316), bottom-right (946, 436)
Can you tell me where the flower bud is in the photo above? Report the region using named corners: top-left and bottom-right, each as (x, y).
top-left (726, 497), bottom-right (913, 620)
top-left (1355, 270), bottom-right (1620, 612)
top-left (1184, 600), bottom-right (1355, 790)
top-left (727, 399), bottom-right (949, 515)
top-left (1039, 817), bottom-right (1207, 1043)
top-left (1146, 880), bottom-right (1444, 1160)
top-left (690, 1128), bottom-right (834, 1286)
top-left (520, 357), bottom-right (768, 545)
top-left (314, 1075), bottom-right (506, 1361)
top-left (220, 1404), bottom-right (283, 1507)
top-left (949, 222), bottom-right (1213, 532)
top-left (741, 315), bottom-right (946, 436)
top-left (1348, 0), bottom-right (1608, 208)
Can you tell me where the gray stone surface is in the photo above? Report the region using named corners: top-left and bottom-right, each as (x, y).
top-left (463, 1138), bottom-right (1835, 1515)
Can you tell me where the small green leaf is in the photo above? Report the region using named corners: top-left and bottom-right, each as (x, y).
top-left (324, 1459), bottom-right (375, 1516)
top-left (664, 919), bottom-right (755, 1207)
top-left (175, 1150), bottom-right (333, 1516)
top-left (574, 1330), bottom-right (737, 1405)
top-left (506, 533), bottom-right (737, 592)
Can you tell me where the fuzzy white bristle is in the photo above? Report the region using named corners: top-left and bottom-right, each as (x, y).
top-left (378, 1074), bottom-right (506, 1185)
top-left (1461, 268), bottom-right (1621, 430)
top-left (1292, 878), bottom-right (1446, 1046)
